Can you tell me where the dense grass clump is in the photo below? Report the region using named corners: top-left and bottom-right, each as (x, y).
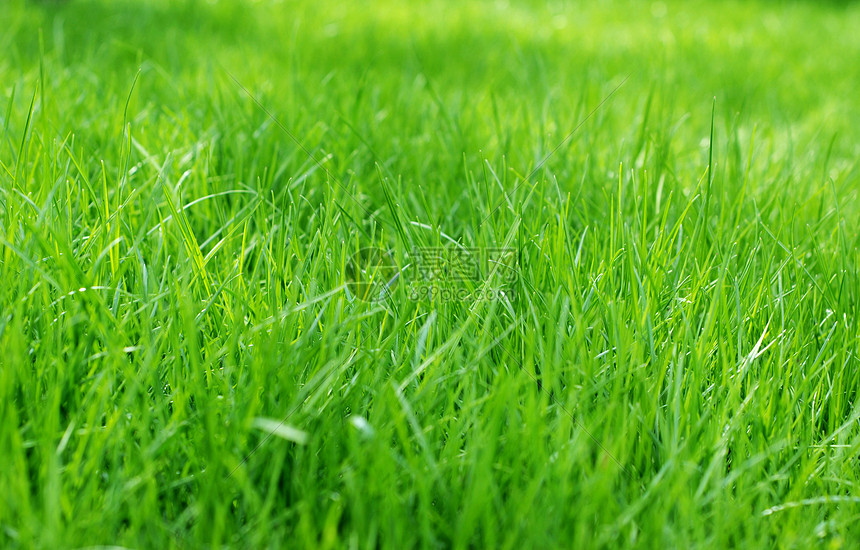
top-left (2, 0), bottom-right (860, 547)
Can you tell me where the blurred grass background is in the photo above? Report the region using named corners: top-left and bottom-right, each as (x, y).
top-left (2, 0), bottom-right (860, 548)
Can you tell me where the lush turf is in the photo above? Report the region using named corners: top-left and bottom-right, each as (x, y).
top-left (2, 0), bottom-right (860, 547)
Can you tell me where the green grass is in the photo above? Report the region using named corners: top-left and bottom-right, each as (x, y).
top-left (2, 0), bottom-right (860, 547)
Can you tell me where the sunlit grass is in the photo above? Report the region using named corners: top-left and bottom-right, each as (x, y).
top-left (2, 0), bottom-right (860, 547)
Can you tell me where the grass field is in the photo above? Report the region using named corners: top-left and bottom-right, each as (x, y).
top-left (2, 0), bottom-right (860, 547)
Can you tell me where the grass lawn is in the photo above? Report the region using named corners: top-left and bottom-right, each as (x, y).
top-left (2, 0), bottom-right (860, 547)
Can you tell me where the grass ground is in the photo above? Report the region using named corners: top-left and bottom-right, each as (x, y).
top-left (2, 0), bottom-right (860, 547)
